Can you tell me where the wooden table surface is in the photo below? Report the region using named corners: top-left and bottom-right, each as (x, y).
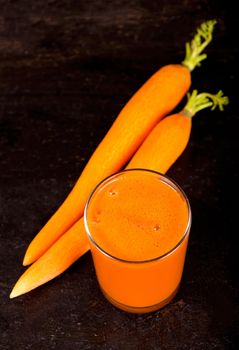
top-left (0, 1), bottom-right (238, 349)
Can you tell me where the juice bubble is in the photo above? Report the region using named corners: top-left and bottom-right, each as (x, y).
top-left (92, 210), bottom-right (101, 224)
top-left (109, 189), bottom-right (118, 196)
top-left (92, 218), bottom-right (100, 224)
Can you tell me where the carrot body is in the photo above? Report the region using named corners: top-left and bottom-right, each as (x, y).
top-left (23, 64), bottom-right (191, 266)
top-left (10, 112), bottom-right (192, 298)
top-left (10, 218), bottom-right (88, 298)
top-left (11, 89), bottom-right (229, 298)
top-left (127, 113), bottom-right (192, 173)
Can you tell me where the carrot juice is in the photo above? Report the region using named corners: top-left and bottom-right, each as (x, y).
top-left (84, 169), bottom-right (191, 313)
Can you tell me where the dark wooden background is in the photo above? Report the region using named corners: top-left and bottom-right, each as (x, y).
top-left (0, 1), bottom-right (238, 349)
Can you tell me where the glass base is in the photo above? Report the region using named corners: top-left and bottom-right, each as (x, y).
top-left (100, 285), bottom-right (180, 314)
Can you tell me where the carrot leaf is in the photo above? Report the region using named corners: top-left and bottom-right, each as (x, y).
top-left (183, 90), bottom-right (229, 117)
top-left (182, 20), bottom-right (217, 72)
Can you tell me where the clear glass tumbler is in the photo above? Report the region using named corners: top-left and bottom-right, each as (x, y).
top-left (84, 169), bottom-right (192, 313)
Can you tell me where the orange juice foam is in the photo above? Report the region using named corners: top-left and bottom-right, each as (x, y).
top-left (87, 170), bottom-right (189, 261)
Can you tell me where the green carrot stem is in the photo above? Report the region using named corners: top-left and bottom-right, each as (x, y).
top-left (182, 90), bottom-right (229, 117)
top-left (182, 20), bottom-right (217, 72)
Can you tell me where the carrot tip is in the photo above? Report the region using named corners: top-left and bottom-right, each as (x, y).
top-left (22, 252), bottom-right (34, 266)
top-left (22, 256), bottom-right (30, 266)
top-left (10, 280), bottom-right (28, 299)
top-left (9, 288), bottom-right (20, 299)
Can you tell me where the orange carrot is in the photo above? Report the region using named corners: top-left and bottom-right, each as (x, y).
top-left (10, 218), bottom-right (88, 298)
top-left (23, 20), bottom-right (216, 266)
top-left (23, 66), bottom-right (189, 266)
top-left (10, 89), bottom-right (228, 298)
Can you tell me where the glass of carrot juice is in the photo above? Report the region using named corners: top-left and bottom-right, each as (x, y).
top-left (84, 169), bottom-right (191, 313)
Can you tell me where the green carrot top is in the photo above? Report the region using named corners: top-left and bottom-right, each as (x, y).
top-left (182, 20), bottom-right (217, 72)
top-left (182, 90), bottom-right (229, 117)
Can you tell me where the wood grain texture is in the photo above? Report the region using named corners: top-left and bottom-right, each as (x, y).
top-left (0, 0), bottom-right (238, 349)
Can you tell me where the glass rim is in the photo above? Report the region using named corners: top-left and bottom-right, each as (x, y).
top-left (84, 168), bottom-right (192, 264)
